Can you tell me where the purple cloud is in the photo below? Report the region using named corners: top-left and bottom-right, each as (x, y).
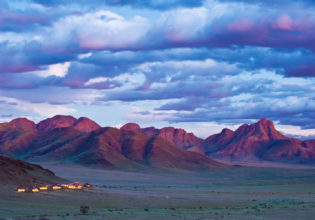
top-left (18, 5), bottom-right (313, 55)
top-left (0, 41), bottom-right (75, 74)
top-left (0, 11), bottom-right (49, 32)
top-left (32, 0), bottom-right (205, 10)
top-left (0, 0), bottom-right (314, 133)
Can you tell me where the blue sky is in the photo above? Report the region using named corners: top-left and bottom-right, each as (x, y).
top-left (0, 0), bottom-right (315, 138)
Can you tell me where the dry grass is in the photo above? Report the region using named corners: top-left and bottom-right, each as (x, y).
top-left (1, 165), bottom-right (315, 219)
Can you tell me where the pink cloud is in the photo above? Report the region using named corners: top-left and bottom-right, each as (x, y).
top-left (140, 80), bottom-right (152, 91)
top-left (78, 36), bottom-right (105, 50)
top-left (63, 79), bottom-right (85, 88)
top-left (276, 14), bottom-right (293, 30)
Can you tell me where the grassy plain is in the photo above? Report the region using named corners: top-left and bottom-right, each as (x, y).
top-left (0, 165), bottom-right (315, 219)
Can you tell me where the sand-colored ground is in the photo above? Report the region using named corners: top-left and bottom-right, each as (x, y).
top-left (1, 165), bottom-right (315, 219)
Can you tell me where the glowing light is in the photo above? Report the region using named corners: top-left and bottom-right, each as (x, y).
top-left (39, 186), bottom-right (48, 191)
top-left (52, 186), bottom-right (62, 190)
top-left (17, 188), bottom-right (26, 193)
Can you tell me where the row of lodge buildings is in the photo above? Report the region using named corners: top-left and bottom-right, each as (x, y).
top-left (16, 182), bottom-right (92, 193)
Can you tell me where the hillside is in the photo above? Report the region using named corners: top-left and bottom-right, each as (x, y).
top-left (0, 155), bottom-right (65, 187)
top-left (188, 119), bottom-right (315, 164)
top-left (0, 116), bottom-right (227, 172)
top-left (121, 123), bottom-right (202, 149)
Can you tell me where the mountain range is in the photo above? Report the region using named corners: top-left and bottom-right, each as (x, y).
top-left (189, 119), bottom-right (315, 164)
top-left (0, 115), bottom-right (226, 172)
top-left (0, 115), bottom-right (314, 172)
top-left (121, 119), bottom-right (315, 165)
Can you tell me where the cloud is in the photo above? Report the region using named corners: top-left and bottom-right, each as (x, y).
top-left (32, 0), bottom-right (205, 10)
top-left (78, 47), bottom-right (315, 78)
top-left (42, 10), bottom-right (150, 53)
top-left (60, 61), bottom-right (134, 89)
top-left (32, 62), bottom-right (70, 77)
top-left (2, 4), bottom-right (315, 77)
top-left (83, 73), bottom-right (145, 90)
top-left (1, 44), bottom-right (313, 129)
top-left (0, 2), bottom-right (65, 33)
top-left (124, 107), bottom-right (177, 124)
top-left (1, 0), bottom-right (315, 54)
top-left (0, 0), bottom-right (314, 134)
top-left (216, 0), bottom-right (315, 7)
top-left (0, 73), bottom-right (60, 89)
top-left (8, 4), bottom-right (314, 55)
top-left (0, 10), bottom-right (48, 32)
top-left (0, 96), bottom-right (75, 120)
top-left (0, 86), bottom-right (102, 105)
top-left (136, 59), bottom-right (239, 82)
top-left (158, 7), bottom-right (209, 43)
top-left (205, 47), bottom-right (315, 77)
top-left (92, 67), bottom-right (315, 129)
top-left (153, 71), bottom-right (315, 128)
top-left (105, 0), bottom-right (205, 10)
top-left (0, 41), bottom-right (74, 74)
top-left (105, 77), bottom-right (228, 102)
top-left (169, 96), bottom-right (315, 130)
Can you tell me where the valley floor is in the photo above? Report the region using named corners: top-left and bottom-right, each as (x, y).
top-left (1, 165), bottom-right (315, 220)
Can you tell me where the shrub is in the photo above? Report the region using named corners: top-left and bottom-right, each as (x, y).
top-left (80, 205), bottom-right (90, 214)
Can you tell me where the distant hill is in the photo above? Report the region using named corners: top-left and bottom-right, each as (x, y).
top-left (0, 155), bottom-right (65, 187)
top-left (0, 116), bottom-right (227, 172)
top-left (36, 115), bottom-right (101, 132)
top-left (121, 123), bottom-right (202, 149)
top-left (188, 119), bottom-right (315, 164)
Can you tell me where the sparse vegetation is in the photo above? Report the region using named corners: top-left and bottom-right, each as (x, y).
top-left (80, 205), bottom-right (90, 214)
top-left (1, 166), bottom-right (315, 219)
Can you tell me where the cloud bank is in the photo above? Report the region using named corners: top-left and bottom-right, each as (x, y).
top-left (0, 0), bottom-right (314, 136)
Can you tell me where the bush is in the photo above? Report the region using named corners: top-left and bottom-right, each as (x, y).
top-left (80, 205), bottom-right (90, 214)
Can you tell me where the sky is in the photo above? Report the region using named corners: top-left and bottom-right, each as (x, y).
top-left (0, 0), bottom-right (314, 138)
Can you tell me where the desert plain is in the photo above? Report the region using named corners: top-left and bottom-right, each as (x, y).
top-left (1, 165), bottom-right (315, 220)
